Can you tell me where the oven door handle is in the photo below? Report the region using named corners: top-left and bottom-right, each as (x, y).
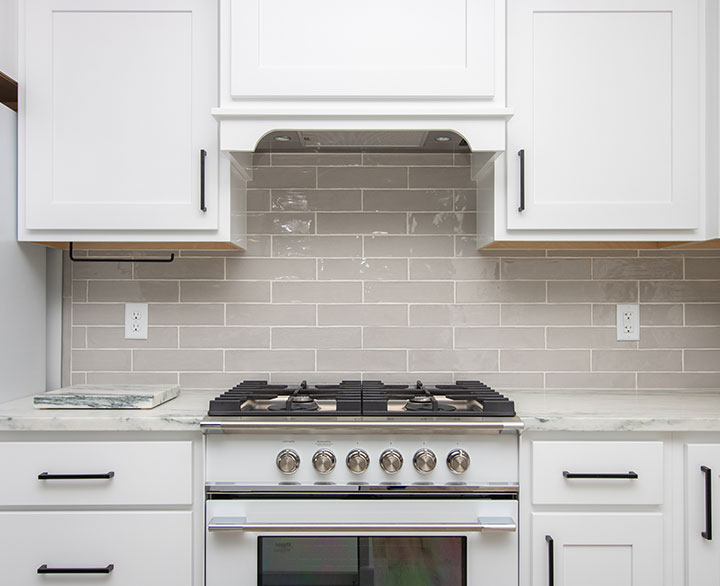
top-left (207, 516), bottom-right (516, 533)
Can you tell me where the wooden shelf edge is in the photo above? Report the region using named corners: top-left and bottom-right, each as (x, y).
top-left (480, 240), bottom-right (720, 250)
top-left (0, 71), bottom-right (18, 113)
top-left (33, 241), bottom-right (244, 251)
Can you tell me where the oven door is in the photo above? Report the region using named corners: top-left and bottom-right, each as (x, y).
top-left (206, 498), bottom-right (518, 586)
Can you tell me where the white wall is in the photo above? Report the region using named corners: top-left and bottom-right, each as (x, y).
top-left (0, 0), bottom-right (18, 80)
top-left (0, 0), bottom-right (49, 400)
top-left (0, 107), bottom-right (46, 399)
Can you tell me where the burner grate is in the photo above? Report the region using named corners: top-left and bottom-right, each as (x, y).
top-left (207, 379), bottom-right (515, 417)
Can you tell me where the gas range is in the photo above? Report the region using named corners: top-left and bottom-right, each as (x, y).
top-left (203, 380), bottom-right (522, 586)
top-left (201, 379), bottom-right (522, 488)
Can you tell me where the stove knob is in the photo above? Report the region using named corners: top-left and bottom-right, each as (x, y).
top-left (276, 449), bottom-right (300, 474)
top-left (413, 448), bottom-right (437, 473)
top-left (379, 449), bottom-right (403, 474)
top-left (447, 449), bottom-right (470, 474)
top-left (346, 449), bottom-right (370, 474)
top-left (312, 450), bottom-right (336, 474)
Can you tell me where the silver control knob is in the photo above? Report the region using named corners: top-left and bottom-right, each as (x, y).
top-left (379, 449), bottom-right (403, 474)
top-left (312, 449), bottom-right (336, 474)
top-left (346, 449), bottom-right (370, 473)
top-left (413, 448), bottom-right (437, 473)
top-left (276, 449), bottom-right (300, 474)
top-left (447, 449), bottom-right (470, 474)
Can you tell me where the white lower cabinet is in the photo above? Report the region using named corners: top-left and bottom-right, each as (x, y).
top-left (685, 444), bottom-right (720, 586)
top-left (0, 437), bottom-right (200, 585)
top-left (522, 435), bottom-right (667, 586)
top-left (531, 512), bottom-right (663, 586)
top-left (0, 511), bottom-right (191, 585)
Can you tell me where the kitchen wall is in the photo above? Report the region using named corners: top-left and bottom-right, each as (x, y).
top-left (0, 0), bottom-right (49, 401)
top-left (62, 153), bottom-right (720, 391)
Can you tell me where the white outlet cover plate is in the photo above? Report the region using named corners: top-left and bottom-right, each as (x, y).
top-left (125, 303), bottom-right (148, 340)
top-left (616, 304), bottom-right (640, 341)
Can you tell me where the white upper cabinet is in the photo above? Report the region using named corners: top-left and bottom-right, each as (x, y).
top-left (227, 0), bottom-right (496, 98)
top-left (493, 0), bottom-right (704, 241)
top-left (18, 0), bottom-right (248, 245)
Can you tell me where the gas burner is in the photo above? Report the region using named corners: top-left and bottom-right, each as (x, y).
top-left (404, 399), bottom-right (456, 412)
top-left (268, 381), bottom-right (321, 412)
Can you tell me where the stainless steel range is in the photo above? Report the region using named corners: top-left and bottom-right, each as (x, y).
top-left (201, 380), bottom-right (523, 586)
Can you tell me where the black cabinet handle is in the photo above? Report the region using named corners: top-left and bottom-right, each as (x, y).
top-left (517, 149), bottom-right (525, 212)
top-left (563, 471), bottom-right (638, 479)
top-left (702, 465), bottom-right (712, 540)
top-left (200, 149), bottom-right (207, 212)
top-left (545, 535), bottom-right (554, 586)
top-left (38, 471), bottom-right (115, 480)
top-left (38, 564), bottom-right (114, 574)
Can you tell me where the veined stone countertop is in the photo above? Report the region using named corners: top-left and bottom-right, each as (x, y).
top-left (0, 390), bottom-right (214, 432)
top-left (0, 389), bottom-right (719, 432)
top-left (506, 389), bottom-right (720, 432)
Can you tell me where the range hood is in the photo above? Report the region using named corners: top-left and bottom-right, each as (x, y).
top-left (254, 130), bottom-right (470, 152)
top-left (213, 108), bottom-right (511, 154)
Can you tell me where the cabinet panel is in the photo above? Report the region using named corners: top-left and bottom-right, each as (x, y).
top-left (229, 0), bottom-right (497, 97)
top-left (506, 0), bottom-right (701, 231)
top-left (686, 444), bottom-right (720, 586)
top-left (22, 0), bottom-right (218, 231)
top-left (0, 441), bottom-right (192, 506)
top-left (0, 511), bottom-right (191, 585)
top-left (532, 513), bottom-right (663, 586)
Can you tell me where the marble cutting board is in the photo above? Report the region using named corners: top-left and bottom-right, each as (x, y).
top-left (33, 384), bottom-right (180, 409)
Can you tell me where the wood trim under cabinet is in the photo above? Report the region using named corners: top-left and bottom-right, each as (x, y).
top-left (35, 242), bottom-right (243, 251)
top-left (481, 240), bottom-right (720, 250)
top-left (0, 71), bottom-right (18, 112)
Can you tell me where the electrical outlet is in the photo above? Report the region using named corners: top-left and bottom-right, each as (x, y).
top-left (125, 303), bottom-right (148, 340)
top-left (616, 304), bottom-right (639, 341)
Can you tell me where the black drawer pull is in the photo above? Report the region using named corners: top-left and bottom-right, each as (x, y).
top-left (545, 535), bottom-right (554, 586)
top-left (38, 471), bottom-right (115, 480)
top-left (517, 149), bottom-right (526, 212)
top-left (702, 465), bottom-right (712, 540)
top-left (563, 471), bottom-right (638, 480)
top-left (200, 149), bottom-right (208, 212)
top-left (38, 564), bottom-right (114, 574)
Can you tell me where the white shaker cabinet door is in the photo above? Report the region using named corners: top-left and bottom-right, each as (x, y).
top-left (531, 512), bottom-right (663, 586)
top-left (506, 0), bottom-right (701, 231)
top-left (21, 0), bottom-right (218, 231)
top-left (686, 444), bottom-right (720, 586)
top-left (227, 0), bottom-right (498, 98)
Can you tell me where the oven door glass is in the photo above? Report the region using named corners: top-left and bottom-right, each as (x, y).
top-left (258, 536), bottom-right (466, 586)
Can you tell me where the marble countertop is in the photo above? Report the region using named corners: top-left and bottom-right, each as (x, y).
top-left (0, 389), bottom-right (719, 433)
top-left (0, 390), bottom-right (213, 432)
top-left (505, 390), bottom-right (720, 432)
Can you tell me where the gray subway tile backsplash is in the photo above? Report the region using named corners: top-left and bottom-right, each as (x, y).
top-left (63, 153), bottom-right (720, 391)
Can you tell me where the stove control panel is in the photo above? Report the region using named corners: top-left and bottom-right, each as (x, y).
top-left (209, 435), bottom-right (517, 486)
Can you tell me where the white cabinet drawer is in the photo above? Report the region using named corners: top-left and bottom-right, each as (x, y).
top-left (532, 441), bottom-right (663, 505)
top-left (0, 441), bottom-right (192, 506)
top-left (0, 511), bottom-right (191, 585)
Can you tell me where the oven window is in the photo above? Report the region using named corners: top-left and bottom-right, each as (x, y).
top-left (258, 536), bottom-right (466, 586)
